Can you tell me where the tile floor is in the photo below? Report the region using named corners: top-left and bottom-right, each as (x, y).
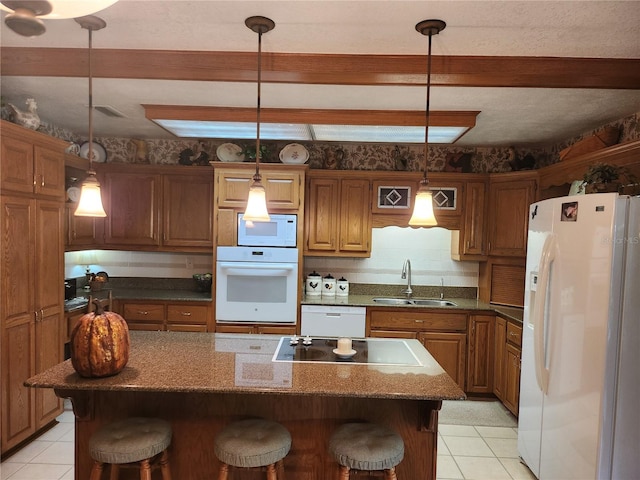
top-left (1, 402), bottom-right (537, 480)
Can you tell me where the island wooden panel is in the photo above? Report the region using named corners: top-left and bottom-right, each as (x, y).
top-left (59, 389), bottom-right (441, 480)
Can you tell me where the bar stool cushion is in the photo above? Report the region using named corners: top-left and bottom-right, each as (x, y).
top-left (89, 417), bottom-right (172, 465)
top-left (329, 423), bottom-right (404, 471)
top-left (214, 418), bottom-right (292, 468)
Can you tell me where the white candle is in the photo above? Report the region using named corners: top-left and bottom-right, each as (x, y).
top-left (337, 337), bottom-right (352, 353)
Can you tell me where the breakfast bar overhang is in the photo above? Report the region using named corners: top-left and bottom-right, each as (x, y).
top-left (26, 332), bottom-right (465, 479)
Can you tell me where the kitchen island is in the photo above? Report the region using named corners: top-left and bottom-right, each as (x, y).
top-left (26, 331), bottom-right (464, 480)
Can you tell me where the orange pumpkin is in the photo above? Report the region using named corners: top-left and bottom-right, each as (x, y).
top-left (70, 300), bottom-right (130, 378)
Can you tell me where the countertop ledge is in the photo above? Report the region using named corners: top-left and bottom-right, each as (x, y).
top-left (302, 295), bottom-right (523, 323)
top-left (26, 331), bottom-right (465, 401)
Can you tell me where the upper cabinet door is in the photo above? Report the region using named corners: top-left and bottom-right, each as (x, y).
top-left (488, 174), bottom-right (537, 257)
top-left (33, 146), bottom-right (65, 199)
top-left (339, 179), bottom-right (371, 253)
top-left (163, 174), bottom-right (213, 248)
top-left (1, 135), bottom-right (34, 195)
top-left (1, 122), bottom-right (66, 200)
top-left (103, 171), bottom-right (161, 246)
top-left (305, 177), bottom-right (339, 252)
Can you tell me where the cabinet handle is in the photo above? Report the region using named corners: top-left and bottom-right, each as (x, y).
top-left (509, 332), bottom-right (518, 337)
top-left (180, 311), bottom-right (192, 316)
top-left (414, 319), bottom-right (424, 323)
top-left (34, 311), bottom-right (39, 322)
top-left (40, 175), bottom-right (45, 187)
top-left (137, 310), bottom-right (149, 315)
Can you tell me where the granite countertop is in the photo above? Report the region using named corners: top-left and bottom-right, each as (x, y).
top-left (25, 331), bottom-right (465, 401)
top-left (302, 295), bottom-right (524, 323)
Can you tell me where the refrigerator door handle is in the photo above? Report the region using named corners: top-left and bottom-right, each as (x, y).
top-left (533, 233), bottom-right (556, 394)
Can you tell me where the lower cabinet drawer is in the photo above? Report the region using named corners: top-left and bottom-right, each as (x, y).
top-left (123, 303), bottom-right (165, 322)
top-left (166, 304), bottom-right (208, 324)
top-left (369, 310), bottom-right (467, 332)
top-left (506, 321), bottom-right (523, 347)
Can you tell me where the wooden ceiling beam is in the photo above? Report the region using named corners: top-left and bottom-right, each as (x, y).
top-left (2, 47), bottom-right (639, 89)
top-left (142, 105), bottom-right (480, 127)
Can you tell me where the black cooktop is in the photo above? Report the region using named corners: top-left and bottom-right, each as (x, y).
top-left (274, 337), bottom-right (369, 363)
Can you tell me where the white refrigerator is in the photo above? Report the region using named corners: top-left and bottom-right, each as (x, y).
top-left (518, 193), bottom-right (639, 479)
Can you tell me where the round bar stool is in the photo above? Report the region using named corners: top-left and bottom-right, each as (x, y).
top-left (214, 418), bottom-right (291, 480)
top-left (88, 417), bottom-right (172, 480)
top-left (329, 423), bottom-right (404, 480)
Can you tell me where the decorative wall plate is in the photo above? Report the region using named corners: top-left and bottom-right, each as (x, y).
top-left (279, 143), bottom-right (309, 164)
top-left (79, 141), bottom-right (107, 163)
top-left (217, 143), bottom-right (244, 162)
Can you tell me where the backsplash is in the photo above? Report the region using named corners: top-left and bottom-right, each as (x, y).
top-left (64, 250), bottom-right (213, 280)
top-left (64, 228), bottom-right (478, 296)
top-left (303, 227), bottom-right (479, 292)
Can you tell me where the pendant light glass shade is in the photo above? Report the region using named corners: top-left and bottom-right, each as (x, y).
top-left (242, 16), bottom-right (275, 223)
top-left (243, 175), bottom-right (270, 223)
top-left (74, 15), bottom-right (107, 218)
top-left (74, 171), bottom-right (106, 217)
top-left (1, 1), bottom-right (119, 36)
top-left (408, 181), bottom-right (437, 226)
top-left (409, 19), bottom-right (446, 227)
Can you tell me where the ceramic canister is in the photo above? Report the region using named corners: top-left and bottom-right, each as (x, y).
top-left (322, 274), bottom-right (336, 296)
top-left (305, 271), bottom-right (322, 296)
top-left (336, 277), bottom-right (349, 296)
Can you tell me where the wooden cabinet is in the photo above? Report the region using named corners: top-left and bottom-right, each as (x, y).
top-left (215, 324), bottom-right (297, 335)
top-left (121, 301), bottom-right (211, 332)
top-left (213, 164), bottom-right (306, 248)
top-left (368, 308), bottom-right (467, 390)
top-left (103, 170), bottom-right (161, 246)
top-left (1, 123), bottom-right (66, 454)
top-left (451, 179), bottom-right (488, 260)
top-left (418, 332), bottom-right (467, 390)
top-left (1, 196), bottom-right (64, 453)
top-left (466, 314), bottom-right (495, 393)
top-left (493, 316), bottom-right (522, 416)
top-left (493, 316), bottom-right (507, 399)
top-left (162, 173), bottom-right (213, 248)
top-left (487, 173), bottom-right (537, 257)
top-left (84, 165), bottom-right (213, 251)
top-left (216, 168), bottom-right (303, 211)
top-left (1, 122), bottom-right (66, 200)
top-left (305, 172), bottom-right (372, 256)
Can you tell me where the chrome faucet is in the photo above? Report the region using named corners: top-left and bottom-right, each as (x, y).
top-left (440, 277), bottom-right (444, 300)
top-left (401, 259), bottom-right (412, 298)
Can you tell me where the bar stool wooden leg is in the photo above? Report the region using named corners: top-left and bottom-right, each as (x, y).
top-left (159, 450), bottom-right (172, 480)
top-left (385, 467), bottom-right (398, 480)
top-left (90, 461), bottom-right (104, 480)
top-left (266, 463), bottom-right (277, 480)
top-left (109, 464), bottom-right (119, 480)
top-left (338, 465), bottom-right (350, 480)
top-left (217, 463), bottom-right (229, 480)
top-left (276, 458), bottom-right (285, 480)
top-left (139, 458), bottom-right (152, 480)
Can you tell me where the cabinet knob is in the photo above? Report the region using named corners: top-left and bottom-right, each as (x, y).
top-left (40, 175), bottom-right (45, 187)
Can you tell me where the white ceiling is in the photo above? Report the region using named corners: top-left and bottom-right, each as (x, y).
top-left (2, 0), bottom-right (640, 147)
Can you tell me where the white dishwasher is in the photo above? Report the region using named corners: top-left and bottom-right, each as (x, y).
top-left (300, 305), bottom-right (366, 338)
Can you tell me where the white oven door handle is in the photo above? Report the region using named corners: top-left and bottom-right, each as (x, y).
top-left (218, 262), bottom-right (296, 276)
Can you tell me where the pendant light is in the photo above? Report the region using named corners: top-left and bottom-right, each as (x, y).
top-left (74, 15), bottom-right (107, 218)
top-left (409, 19), bottom-right (446, 227)
top-left (242, 16), bottom-right (275, 223)
top-left (1, 1), bottom-right (119, 37)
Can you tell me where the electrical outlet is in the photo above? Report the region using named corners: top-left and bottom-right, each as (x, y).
top-left (186, 257), bottom-right (193, 269)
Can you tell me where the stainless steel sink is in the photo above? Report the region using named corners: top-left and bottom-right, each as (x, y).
top-left (411, 299), bottom-right (457, 307)
top-left (372, 297), bottom-right (457, 307)
top-left (372, 297), bottom-right (413, 305)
